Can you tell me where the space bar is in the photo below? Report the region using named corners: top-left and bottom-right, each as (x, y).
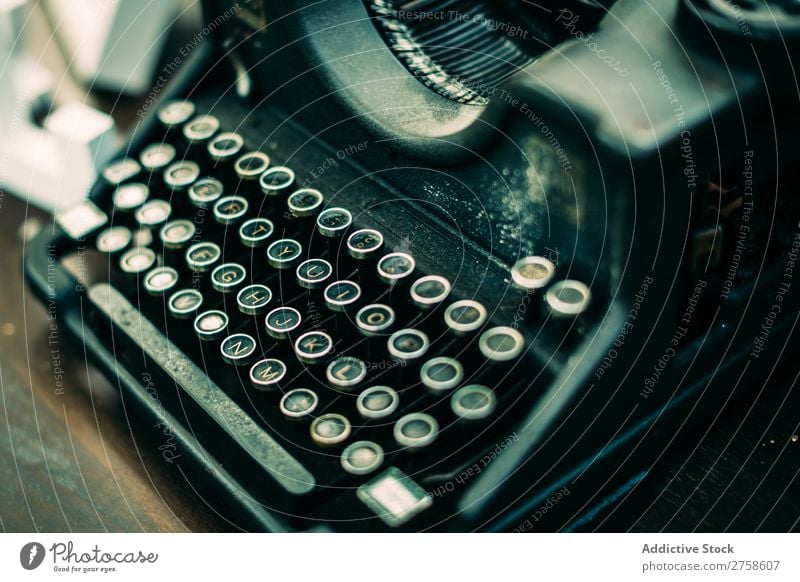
top-left (88, 283), bottom-right (315, 496)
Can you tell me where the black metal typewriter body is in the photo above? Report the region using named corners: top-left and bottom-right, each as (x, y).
top-left (24, 0), bottom-right (800, 531)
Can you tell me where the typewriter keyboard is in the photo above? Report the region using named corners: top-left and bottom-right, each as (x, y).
top-left (60, 100), bottom-right (593, 528)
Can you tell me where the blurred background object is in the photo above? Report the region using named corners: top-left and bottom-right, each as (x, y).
top-left (0, 0), bottom-right (116, 210)
top-left (42, 0), bottom-right (180, 94)
top-left (0, 0), bottom-right (200, 210)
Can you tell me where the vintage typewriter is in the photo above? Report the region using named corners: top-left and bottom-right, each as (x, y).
top-left (24, 0), bottom-right (800, 531)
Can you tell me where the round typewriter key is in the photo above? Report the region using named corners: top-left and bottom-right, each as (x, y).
top-left (544, 280), bottom-right (592, 319)
top-left (193, 309), bottom-right (229, 341)
top-left (388, 329), bottom-right (430, 362)
top-left (259, 166), bottom-right (295, 196)
top-left (188, 177), bottom-right (224, 208)
top-left (135, 199), bottom-right (172, 228)
top-left (326, 356), bottom-right (368, 389)
top-left (96, 226), bottom-right (132, 254)
top-left (119, 246), bottom-right (156, 275)
top-left (239, 218), bottom-right (274, 247)
top-left (310, 413), bottom-right (351, 446)
top-left (451, 385), bottom-right (496, 421)
top-left (444, 300), bottom-right (487, 335)
top-left (207, 131), bottom-right (244, 162)
top-left (296, 258), bottom-right (333, 289)
top-left (168, 289), bottom-right (203, 318)
top-left (356, 386), bottom-right (399, 420)
top-left (479, 326), bottom-right (525, 362)
top-left (159, 219), bottom-right (196, 249)
top-left (394, 413), bottom-right (439, 449)
top-left (355, 304), bottom-right (395, 336)
top-left (250, 358), bottom-right (287, 391)
top-left (102, 158), bottom-right (141, 186)
top-left (377, 252), bottom-right (416, 285)
top-left (186, 241), bottom-right (221, 272)
top-left (213, 195), bottom-right (248, 225)
top-left (294, 330), bottom-right (333, 364)
top-left (220, 333), bottom-right (257, 365)
top-left (234, 151), bottom-right (270, 181)
top-left (143, 266), bottom-right (179, 296)
top-left (324, 280), bottom-right (361, 312)
top-left (511, 255), bottom-right (556, 291)
top-left (236, 284), bottom-right (272, 315)
top-left (280, 388), bottom-right (319, 419)
top-left (267, 238), bottom-right (303, 269)
top-left (157, 100), bottom-right (195, 129)
top-left (139, 143), bottom-right (176, 172)
top-left (211, 263), bottom-right (247, 293)
top-left (341, 441), bottom-right (384, 476)
top-left (420, 357), bottom-right (464, 392)
top-left (347, 229), bottom-right (384, 260)
top-left (183, 114), bottom-right (220, 144)
top-left (265, 307), bottom-right (302, 339)
top-left (112, 182), bottom-right (149, 212)
top-left (164, 160), bottom-right (200, 191)
top-left (316, 207), bottom-right (352, 238)
top-left (410, 275), bottom-right (451, 309)
top-left (287, 188), bottom-right (324, 218)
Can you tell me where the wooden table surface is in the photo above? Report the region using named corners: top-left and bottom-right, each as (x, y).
top-left (1, 3), bottom-right (798, 533)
